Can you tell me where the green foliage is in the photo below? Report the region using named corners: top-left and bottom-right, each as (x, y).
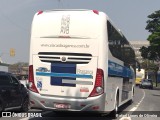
top-left (146, 10), bottom-right (160, 33)
top-left (140, 46), bottom-right (159, 61)
top-left (148, 32), bottom-right (160, 44)
top-left (140, 10), bottom-right (160, 61)
top-left (141, 60), bottom-right (157, 71)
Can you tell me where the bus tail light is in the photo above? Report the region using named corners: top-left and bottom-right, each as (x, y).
top-left (89, 69), bottom-right (104, 97)
top-left (29, 65), bottom-right (39, 93)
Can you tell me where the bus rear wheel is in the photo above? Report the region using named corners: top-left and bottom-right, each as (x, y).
top-left (111, 94), bottom-right (119, 118)
top-left (129, 88), bottom-right (134, 105)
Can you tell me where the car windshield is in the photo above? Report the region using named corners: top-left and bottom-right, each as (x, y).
top-left (142, 80), bottom-right (152, 84)
top-left (142, 79), bottom-right (152, 82)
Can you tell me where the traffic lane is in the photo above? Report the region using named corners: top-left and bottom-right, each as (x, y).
top-left (130, 87), bottom-right (160, 120)
top-left (116, 87), bottom-right (145, 120)
top-left (133, 87), bottom-right (160, 112)
top-left (133, 86), bottom-right (145, 105)
top-left (116, 86), bottom-right (144, 115)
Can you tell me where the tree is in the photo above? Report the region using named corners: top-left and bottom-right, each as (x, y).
top-left (146, 10), bottom-right (160, 33)
top-left (140, 10), bottom-right (160, 86)
top-left (140, 10), bottom-right (160, 61)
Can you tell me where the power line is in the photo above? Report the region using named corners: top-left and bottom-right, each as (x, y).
top-left (0, 7), bottom-right (28, 31)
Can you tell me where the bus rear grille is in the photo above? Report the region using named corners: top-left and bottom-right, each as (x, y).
top-left (38, 52), bottom-right (92, 64)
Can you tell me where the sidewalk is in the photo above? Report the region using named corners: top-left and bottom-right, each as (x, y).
top-left (153, 83), bottom-right (160, 90)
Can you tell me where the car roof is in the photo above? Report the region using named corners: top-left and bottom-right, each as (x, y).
top-left (143, 79), bottom-right (152, 81)
top-left (0, 71), bottom-right (13, 75)
top-left (142, 80), bottom-right (151, 82)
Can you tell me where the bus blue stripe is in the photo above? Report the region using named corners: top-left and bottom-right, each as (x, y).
top-left (108, 60), bottom-right (133, 78)
top-left (36, 72), bottom-right (93, 79)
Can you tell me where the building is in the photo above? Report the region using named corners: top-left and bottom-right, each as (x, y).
top-left (0, 57), bottom-right (10, 72)
top-left (130, 40), bottom-right (160, 82)
top-left (130, 40), bottom-right (149, 63)
top-left (8, 66), bottom-right (28, 75)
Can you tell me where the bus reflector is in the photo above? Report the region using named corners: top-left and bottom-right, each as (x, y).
top-left (40, 101), bottom-right (45, 104)
top-left (29, 65), bottom-right (39, 93)
top-left (80, 104), bottom-right (86, 107)
top-left (30, 101), bottom-right (35, 104)
top-left (37, 11), bottom-right (43, 15)
top-left (92, 106), bottom-right (99, 110)
top-left (89, 69), bottom-right (104, 97)
top-left (93, 10), bottom-right (99, 15)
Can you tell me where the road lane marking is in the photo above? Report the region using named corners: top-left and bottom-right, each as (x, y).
top-left (129, 107), bottom-right (137, 111)
top-left (119, 89), bottom-right (145, 120)
top-left (119, 117), bottom-right (131, 120)
top-left (129, 89), bottom-right (145, 111)
top-left (19, 117), bottom-right (29, 120)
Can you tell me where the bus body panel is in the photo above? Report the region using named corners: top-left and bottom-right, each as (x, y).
top-left (31, 10), bottom-right (101, 39)
top-left (30, 10), bottom-right (106, 99)
top-left (29, 9), bottom-right (135, 113)
top-left (32, 54), bottom-right (98, 98)
top-left (30, 91), bottom-right (106, 111)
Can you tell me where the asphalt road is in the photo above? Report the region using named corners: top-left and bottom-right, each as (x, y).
top-left (129, 87), bottom-right (160, 120)
top-left (1, 86), bottom-right (160, 120)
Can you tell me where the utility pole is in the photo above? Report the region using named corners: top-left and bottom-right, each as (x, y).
top-left (146, 54), bottom-right (150, 79)
top-left (0, 52), bottom-right (4, 63)
top-left (57, 0), bottom-right (64, 8)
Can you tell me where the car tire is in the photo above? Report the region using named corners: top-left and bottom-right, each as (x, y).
top-left (21, 97), bottom-right (29, 112)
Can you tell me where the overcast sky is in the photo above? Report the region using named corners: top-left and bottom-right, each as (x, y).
top-left (0, 0), bottom-right (160, 64)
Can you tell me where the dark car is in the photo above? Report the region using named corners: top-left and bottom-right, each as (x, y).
top-left (15, 75), bottom-right (29, 88)
top-left (139, 79), bottom-right (153, 89)
top-left (0, 71), bottom-right (29, 112)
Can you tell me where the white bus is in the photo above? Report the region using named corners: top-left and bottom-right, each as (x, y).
top-left (29, 9), bottom-right (136, 117)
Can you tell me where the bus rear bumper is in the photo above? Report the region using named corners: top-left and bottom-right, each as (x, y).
top-left (29, 90), bottom-right (106, 112)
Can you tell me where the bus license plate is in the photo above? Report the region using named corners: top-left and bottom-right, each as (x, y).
top-left (54, 103), bottom-right (71, 109)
